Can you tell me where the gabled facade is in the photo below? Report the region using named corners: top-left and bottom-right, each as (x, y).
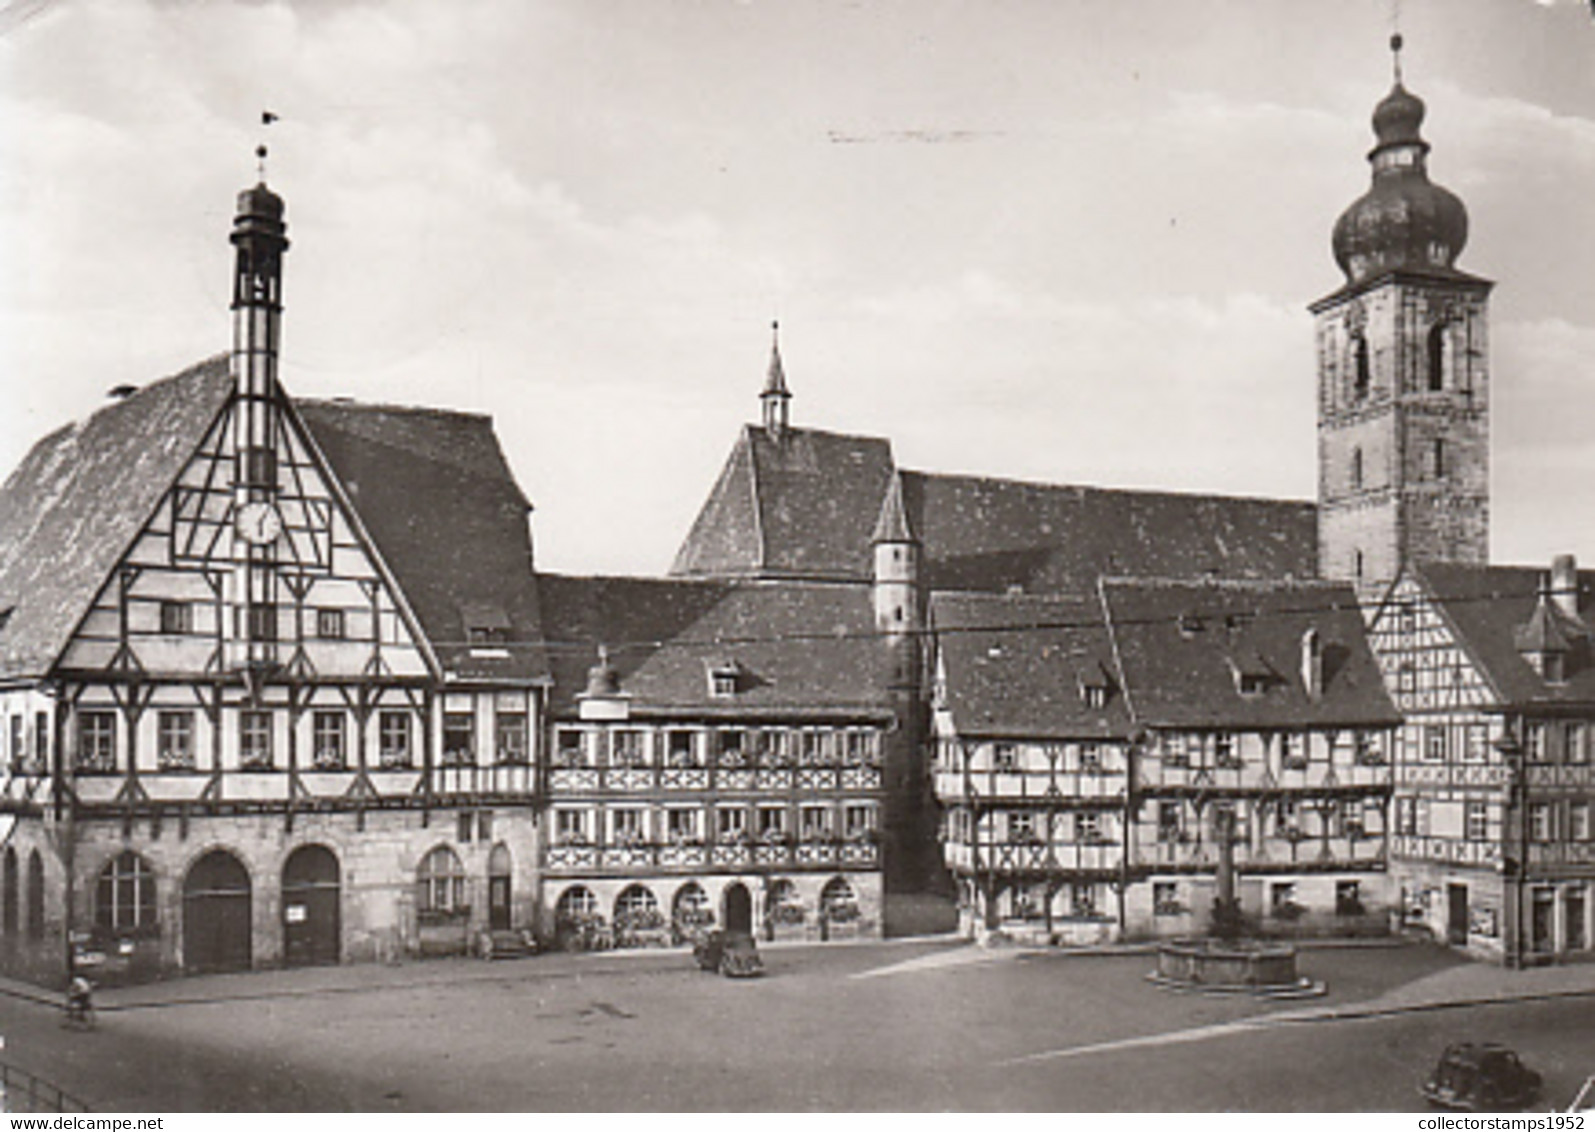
top-left (1371, 558), bottom-right (1595, 962)
top-left (0, 183), bottom-right (548, 982)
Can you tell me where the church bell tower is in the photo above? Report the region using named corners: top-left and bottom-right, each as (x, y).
top-left (1313, 36), bottom-right (1492, 596)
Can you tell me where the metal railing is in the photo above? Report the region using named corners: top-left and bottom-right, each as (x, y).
top-left (0, 1058), bottom-right (92, 1113)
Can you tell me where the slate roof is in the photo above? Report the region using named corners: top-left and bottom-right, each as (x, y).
top-left (1099, 578), bottom-right (1399, 730)
top-left (671, 423), bottom-right (1318, 591)
top-left (537, 574), bottom-right (893, 719)
top-left (1413, 561), bottom-right (1595, 706)
top-left (298, 399), bottom-right (549, 684)
top-left (0, 357), bottom-right (232, 679)
top-left (929, 591), bottom-right (1131, 741)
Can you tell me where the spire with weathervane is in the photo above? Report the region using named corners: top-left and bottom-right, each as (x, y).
top-left (761, 321), bottom-right (791, 437)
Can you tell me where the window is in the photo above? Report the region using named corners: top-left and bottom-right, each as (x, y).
top-left (1081, 683), bottom-right (1109, 709)
top-left (609, 729), bottom-right (645, 769)
top-left (32, 711), bottom-right (48, 770)
top-left (477, 811), bottom-right (493, 843)
top-left (1075, 812), bottom-right (1102, 844)
top-left (1280, 733), bottom-right (1307, 770)
top-left (1431, 437), bottom-right (1446, 479)
top-left (9, 714), bottom-right (22, 771)
top-left (611, 808), bottom-right (647, 846)
top-left (495, 712), bottom-right (528, 765)
top-left (467, 625), bottom-right (508, 647)
top-left (1157, 801), bottom-right (1182, 842)
top-left (159, 600), bottom-right (192, 635)
top-left (240, 711), bottom-right (273, 769)
top-left (1463, 724), bottom-right (1490, 763)
top-left (1352, 335), bottom-right (1370, 401)
top-left (1069, 883), bottom-right (1097, 918)
top-left (1336, 880), bottom-right (1364, 916)
top-left (312, 711), bottom-right (346, 770)
top-left (1398, 662), bottom-right (1415, 695)
top-left (665, 808), bottom-right (701, 845)
top-left (1570, 801), bottom-right (1590, 842)
top-left (315, 608), bottom-right (346, 640)
top-left (1427, 323), bottom-right (1446, 391)
top-left (800, 805), bottom-right (831, 840)
top-left (1162, 733), bottom-right (1187, 768)
top-left (1396, 797), bottom-right (1418, 836)
top-left (157, 710), bottom-right (195, 771)
top-left (1350, 447), bottom-right (1363, 492)
top-left (78, 712), bottom-right (116, 773)
top-left (1009, 811), bottom-right (1037, 843)
top-left (1214, 733), bottom-right (1238, 768)
top-left (845, 731), bottom-right (875, 766)
top-left (1524, 723), bottom-right (1546, 763)
top-left (757, 806), bottom-right (788, 843)
top-left (441, 712), bottom-right (474, 767)
top-left (1353, 731), bottom-right (1384, 766)
top-left (1465, 800), bottom-right (1489, 842)
top-left (844, 804), bottom-right (874, 841)
top-left (1270, 882), bottom-right (1298, 914)
top-left (246, 602), bottom-right (277, 642)
top-left (554, 808), bottom-right (590, 846)
top-left (556, 728), bottom-right (586, 768)
top-left (456, 811), bottom-right (474, 843)
top-left (416, 846), bottom-right (466, 916)
top-left (1153, 882), bottom-right (1182, 916)
top-left (378, 711), bottom-right (411, 769)
top-left (717, 730), bottom-right (746, 765)
top-left (992, 743), bottom-right (1017, 772)
top-left (1566, 723), bottom-right (1588, 765)
top-left (666, 730), bottom-right (698, 767)
top-left (1529, 802), bottom-right (1553, 843)
top-left (1423, 725), bottom-right (1448, 762)
top-left (716, 806), bottom-right (748, 843)
top-left (96, 851), bottom-right (156, 934)
top-left (1078, 744), bottom-right (1102, 772)
top-left (1275, 800), bottom-right (1300, 838)
top-left (240, 446), bottom-right (277, 488)
top-left (799, 731), bottom-right (828, 766)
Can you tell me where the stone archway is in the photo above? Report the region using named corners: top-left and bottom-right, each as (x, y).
top-left (183, 849), bottom-right (252, 974)
top-left (282, 844), bottom-right (340, 967)
top-left (722, 881), bottom-right (753, 935)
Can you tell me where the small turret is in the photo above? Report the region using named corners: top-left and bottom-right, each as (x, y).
top-left (761, 321), bottom-right (791, 437)
top-left (871, 473), bottom-right (919, 639)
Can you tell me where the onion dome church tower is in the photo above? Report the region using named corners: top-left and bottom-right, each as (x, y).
top-left (1312, 36), bottom-right (1492, 596)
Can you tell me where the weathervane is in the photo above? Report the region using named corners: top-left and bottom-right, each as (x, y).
top-left (257, 109), bottom-right (278, 180)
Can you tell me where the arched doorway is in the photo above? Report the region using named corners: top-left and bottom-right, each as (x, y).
top-left (672, 882), bottom-right (713, 942)
top-left (3, 847), bottom-right (17, 941)
top-left (487, 844), bottom-right (512, 932)
top-left (183, 849), bottom-right (252, 973)
top-left (722, 881), bottom-right (753, 935)
top-left (282, 845), bottom-right (340, 967)
top-left (25, 851), bottom-right (43, 941)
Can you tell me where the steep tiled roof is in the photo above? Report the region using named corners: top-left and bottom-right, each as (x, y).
top-left (298, 399), bottom-right (549, 684)
top-left (904, 473), bottom-right (1317, 594)
top-left (538, 574), bottom-right (893, 718)
top-left (0, 357), bottom-right (232, 678)
top-left (671, 425), bottom-right (896, 580)
top-left (672, 423), bottom-right (1317, 591)
top-left (1100, 577), bottom-right (1399, 729)
top-left (930, 591), bottom-right (1131, 740)
top-left (1415, 561), bottom-right (1595, 706)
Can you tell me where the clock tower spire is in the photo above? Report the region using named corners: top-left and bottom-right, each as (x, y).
top-left (228, 144), bottom-right (290, 676)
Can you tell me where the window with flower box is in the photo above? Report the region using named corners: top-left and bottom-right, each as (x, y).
top-left (556, 728), bottom-right (586, 768)
top-left (1157, 801), bottom-right (1182, 843)
top-left (666, 729), bottom-right (698, 767)
top-left (311, 710), bottom-right (346, 770)
top-left (844, 804), bottom-right (874, 841)
top-left (157, 710), bottom-right (196, 771)
top-left (1153, 882), bottom-right (1182, 916)
top-left (1009, 811), bottom-right (1038, 844)
top-left (845, 731), bottom-right (875, 766)
top-left (1279, 732), bottom-right (1308, 770)
top-left (716, 806), bottom-right (749, 843)
top-left (717, 730), bottom-right (746, 766)
top-left (609, 729), bottom-right (646, 768)
top-left (554, 808), bottom-right (591, 846)
top-left (757, 806), bottom-right (789, 844)
top-left (665, 807), bottom-right (702, 846)
top-left (1074, 811), bottom-right (1103, 844)
top-left (611, 808), bottom-right (647, 847)
top-left (800, 805), bottom-right (832, 840)
top-left (77, 711), bottom-right (116, 774)
top-left (1069, 883), bottom-right (1097, 918)
top-left (495, 712), bottom-right (528, 765)
top-left (378, 711), bottom-right (411, 769)
top-left (441, 712), bottom-right (474, 767)
top-left (239, 710), bottom-right (272, 770)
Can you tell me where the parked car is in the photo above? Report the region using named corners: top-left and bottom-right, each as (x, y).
top-left (1421, 1043), bottom-right (1542, 1111)
top-left (692, 930), bottom-right (764, 978)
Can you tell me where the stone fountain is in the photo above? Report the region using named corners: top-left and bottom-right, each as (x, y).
top-left (1148, 807), bottom-right (1326, 998)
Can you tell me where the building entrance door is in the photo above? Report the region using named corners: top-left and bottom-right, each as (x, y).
top-left (1447, 884), bottom-right (1468, 946)
top-left (723, 883), bottom-right (753, 935)
top-left (1567, 889), bottom-right (1586, 951)
top-left (184, 850), bottom-right (253, 973)
top-left (488, 844), bottom-right (512, 932)
top-left (282, 845), bottom-right (340, 967)
top-left (1531, 888), bottom-right (1556, 955)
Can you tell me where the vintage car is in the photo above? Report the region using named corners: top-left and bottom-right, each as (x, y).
top-left (692, 930), bottom-right (764, 978)
top-left (1420, 1043), bottom-right (1542, 1111)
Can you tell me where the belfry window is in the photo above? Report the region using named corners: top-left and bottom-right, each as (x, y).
top-left (1431, 438), bottom-right (1446, 479)
top-left (1427, 324), bottom-right (1446, 391)
top-left (1352, 336), bottom-right (1370, 401)
top-left (1350, 447), bottom-right (1363, 492)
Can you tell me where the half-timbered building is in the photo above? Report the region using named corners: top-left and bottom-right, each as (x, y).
top-left (0, 181), bottom-right (547, 982)
top-left (1371, 557), bottom-right (1595, 962)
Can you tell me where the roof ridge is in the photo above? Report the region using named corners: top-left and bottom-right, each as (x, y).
top-left (299, 396), bottom-right (493, 422)
top-left (899, 465), bottom-right (1315, 508)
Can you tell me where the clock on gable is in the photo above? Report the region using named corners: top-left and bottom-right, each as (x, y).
top-left (234, 500), bottom-right (283, 546)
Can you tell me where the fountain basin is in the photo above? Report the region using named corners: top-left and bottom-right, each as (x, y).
top-left (1149, 938), bottom-right (1326, 998)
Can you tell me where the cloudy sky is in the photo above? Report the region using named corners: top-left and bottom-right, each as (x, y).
top-left (2, 0), bottom-right (1592, 576)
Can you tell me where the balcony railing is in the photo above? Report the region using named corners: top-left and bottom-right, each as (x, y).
top-left (547, 761), bottom-right (882, 796)
top-left (544, 835), bottom-right (880, 874)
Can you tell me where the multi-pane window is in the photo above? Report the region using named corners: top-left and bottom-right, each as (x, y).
top-left (609, 730), bottom-right (646, 768)
top-left (845, 731), bottom-right (874, 766)
top-left (1075, 812), bottom-right (1102, 843)
top-left (1069, 883), bottom-right (1097, 918)
top-left (157, 711), bottom-right (196, 771)
top-left (556, 728), bottom-right (586, 767)
top-left (159, 600), bottom-right (192, 635)
top-left (665, 808), bottom-right (701, 845)
top-left (77, 712), bottom-right (116, 773)
top-left (1423, 726), bottom-right (1448, 762)
top-left (799, 731), bottom-right (828, 766)
top-left (716, 806), bottom-right (748, 842)
top-left (416, 846), bottom-right (466, 916)
top-left (246, 602), bottom-right (278, 642)
top-left (1157, 801), bottom-right (1182, 842)
top-left (1078, 744), bottom-right (1102, 771)
top-left (240, 710), bottom-right (273, 770)
top-left (1566, 723), bottom-right (1588, 765)
top-left (1529, 802), bottom-right (1553, 843)
top-left (666, 730), bottom-right (698, 767)
top-left (315, 608), bottom-right (346, 640)
top-left (1524, 723), bottom-right (1546, 762)
top-left (1395, 797), bottom-right (1417, 836)
top-left (1009, 811), bottom-right (1037, 843)
top-left (1571, 801), bottom-right (1591, 842)
top-left (757, 806), bottom-right (788, 842)
top-left (32, 711), bottom-right (48, 771)
top-left (992, 743), bottom-right (1017, 772)
top-left (554, 808), bottom-right (590, 845)
top-left (717, 730), bottom-right (746, 764)
top-left (96, 851), bottom-right (156, 934)
top-left (800, 805), bottom-right (831, 840)
top-left (1213, 733), bottom-right (1238, 767)
top-left (1464, 800), bottom-right (1489, 842)
top-left (611, 808), bottom-right (647, 846)
top-left (312, 711), bottom-right (346, 770)
top-left (441, 712), bottom-right (474, 767)
top-left (378, 711), bottom-right (412, 769)
top-left (844, 804), bottom-right (874, 841)
top-left (495, 713), bottom-right (528, 765)
top-left (1353, 731), bottom-right (1384, 765)
top-left (1153, 882), bottom-right (1181, 916)
top-left (1280, 733), bottom-right (1307, 770)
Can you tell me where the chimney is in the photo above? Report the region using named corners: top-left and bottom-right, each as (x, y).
top-left (1552, 554), bottom-right (1580, 621)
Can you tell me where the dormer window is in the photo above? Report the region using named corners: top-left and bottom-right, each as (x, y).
top-left (1082, 684), bottom-right (1108, 710)
top-left (707, 659), bottom-right (745, 697)
top-left (460, 602), bottom-right (511, 657)
top-left (1177, 613), bottom-right (1205, 638)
